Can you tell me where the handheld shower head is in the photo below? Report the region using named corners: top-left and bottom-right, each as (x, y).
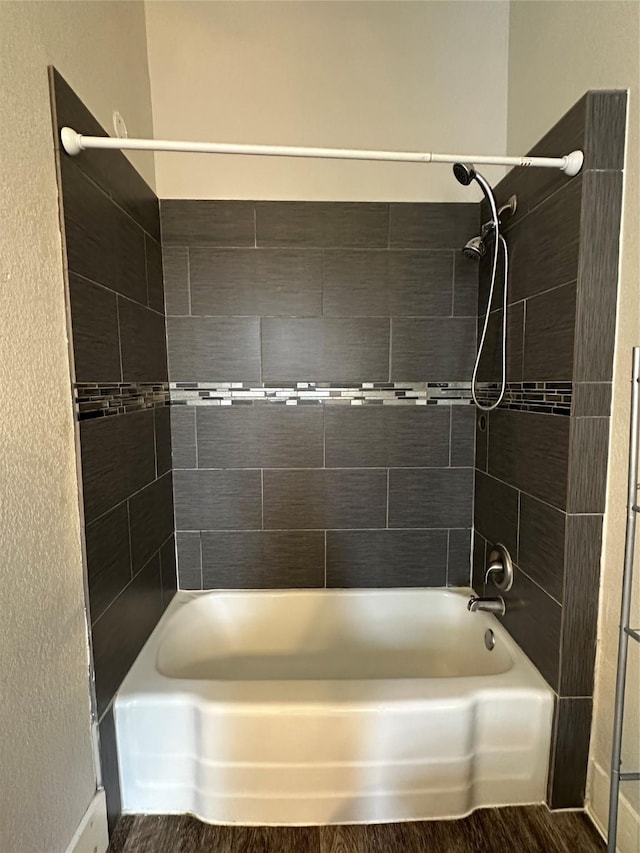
top-left (453, 163), bottom-right (477, 186)
top-left (463, 235), bottom-right (485, 261)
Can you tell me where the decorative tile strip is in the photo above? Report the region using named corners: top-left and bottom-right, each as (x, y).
top-left (475, 381), bottom-right (572, 415)
top-left (74, 383), bottom-right (170, 420)
top-left (169, 382), bottom-right (474, 407)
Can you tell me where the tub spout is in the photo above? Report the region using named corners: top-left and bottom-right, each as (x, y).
top-left (468, 595), bottom-right (505, 616)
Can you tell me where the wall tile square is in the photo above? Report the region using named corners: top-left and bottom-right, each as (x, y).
top-left (523, 283), bottom-right (576, 382)
top-left (391, 318), bottom-right (476, 380)
top-left (197, 406), bottom-right (324, 469)
top-left (167, 317), bottom-right (261, 382)
top-left (476, 302), bottom-right (524, 384)
top-left (176, 531), bottom-right (202, 589)
top-left (573, 383), bottom-right (612, 418)
top-left (59, 148), bottom-right (153, 310)
top-left (112, 205), bottom-right (148, 306)
top-left (162, 247), bottom-right (190, 315)
top-left (255, 202), bottom-right (389, 248)
top-left (61, 157), bottom-right (120, 292)
top-left (452, 251), bottom-right (479, 317)
top-left (159, 535), bottom-right (178, 607)
top-left (450, 407), bottom-right (476, 467)
top-left (388, 468), bottom-right (473, 529)
top-left (326, 530), bottom-right (448, 587)
top-left (128, 472), bottom-right (174, 574)
top-left (487, 410), bottom-right (570, 509)
top-left (475, 410), bottom-right (488, 472)
top-left (474, 471), bottom-right (519, 559)
top-left (518, 494), bottom-right (566, 603)
top-left (559, 514), bottom-right (603, 696)
top-left (118, 297), bottom-right (168, 382)
top-left (573, 171), bottom-right (623, 382)
top-left (190, 248), bottom-right (322, 317)
top-left (325, 406), bottom-right (449, 468)
top-left (80, 410), bottom-right (155, 522)
top-left (68, 273), bottom-right (121, 382)
top-left (499, 567), bottom-right (562, 691)
top-left (389, 203), bottom-right (479, 249)
top-left (263, 469), bottom-right (387, 530)
top-left (567, 417), bottom-right (610, 513)
top-left (447, 529), bottom-right (472, 586)
top-left (506, 178), bottom-right (582, 305)
top-left (154, 407), bottom-right (172, 477)
top-left (85, 503), bottom-right (131, 623)
top-left (145, 234), bottom-right (165, 313)
top-left (584, 90), bottom-right (627, 171)
top-left (201, 531), bottom-right (324, 588)
top-left (92, 554), bottom-right (164, 717)
top-left (161, 200), bottom-right (255, 247)
top-left (170, 407), bottom-right (197, 468)
top-left (262, 318), bottom-right (389, 382)
top-left (322, 250), bottom-right (453, 317)
top-left (174, 469), bottom-right (262, 530)
top-left (472, 532), bottom-right (487, 595)
top-left (548, 698), bottom-right (593, 809)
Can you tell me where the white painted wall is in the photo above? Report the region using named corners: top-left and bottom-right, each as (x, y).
top-left (0, 3), bottom-right (154, 851)
top-left (145, 0), bottom-right (510, 202)
top-left (508, 3), bottom-right (640, 850)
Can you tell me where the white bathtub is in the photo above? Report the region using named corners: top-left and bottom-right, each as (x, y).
top-left (115, 588), bottom-right (554, 825)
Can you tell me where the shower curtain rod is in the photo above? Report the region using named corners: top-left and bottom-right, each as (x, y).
top-left (60, 127), bottom-right (584, 176)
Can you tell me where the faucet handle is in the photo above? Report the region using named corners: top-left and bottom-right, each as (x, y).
top-left (484, 543), bottom-right (514, 592)
top-left (484, 560), bottom-right (503, 584)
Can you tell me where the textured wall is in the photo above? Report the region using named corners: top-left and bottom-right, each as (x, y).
top-left (507, 3), bottom-right (640, 846)
top-left (145, 1), bottom-right (509, 202)
top-left (0, 4), bottom-right (154, 852)
top-left (162, 200), bottom-right (479, 590)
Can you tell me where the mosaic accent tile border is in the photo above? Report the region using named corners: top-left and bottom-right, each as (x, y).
top-left (74, 380), bottom-right (572, 416)
top-left (74, 383), bottom-right (170, 420)
top-left (169, 382), bottom-right (473, 406)
top-left (475, 381), bottom-right (572, 415)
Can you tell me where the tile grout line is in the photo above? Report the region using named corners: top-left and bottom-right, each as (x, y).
top-left (186, 247), bottom-right (192, 317)
top-left (445, 529), bottom-right (450, 587)
top-left (385, 469), bottom-right (390, 529)
top-left (324, 530), bottom-right (327, 589)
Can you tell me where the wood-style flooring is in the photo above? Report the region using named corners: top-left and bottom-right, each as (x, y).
top-left (108, 806), bottom-right (605, 852)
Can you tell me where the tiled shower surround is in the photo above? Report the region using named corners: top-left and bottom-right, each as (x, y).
top-left (51, 69), bottom-right (625, 825)
top-left (161, 200), bottom-right (480, 590)
top-left (50, 69), bottom-right (175, 830)
top-left (472, 90), bottom-right (626, 809)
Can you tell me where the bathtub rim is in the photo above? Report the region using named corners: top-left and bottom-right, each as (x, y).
top-left (115, 587), bottom-right (554, 710)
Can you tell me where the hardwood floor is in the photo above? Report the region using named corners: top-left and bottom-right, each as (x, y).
top-left (108, 806), bottom-right (605, 852)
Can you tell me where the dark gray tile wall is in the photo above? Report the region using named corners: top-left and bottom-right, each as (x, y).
top-left (472, 90), bottom-right (626, 810)
top-left (163, 200), bottom-right (479, 590)
top-left (51, 68), bottom-right (175, 831)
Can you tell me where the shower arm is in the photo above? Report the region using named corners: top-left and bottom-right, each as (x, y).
top-left (59, 127), bottom-right (584, 176)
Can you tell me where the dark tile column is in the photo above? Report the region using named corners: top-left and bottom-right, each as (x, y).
top-left (50, 67), bottom-right (176, 832)
top-left (472, 89), bottom-right (626, 809)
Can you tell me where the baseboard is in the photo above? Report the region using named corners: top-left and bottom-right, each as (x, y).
top-left (587, 760), bottom-right (640, 853)
top-left (65, 790), bottom-right (109, 853)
